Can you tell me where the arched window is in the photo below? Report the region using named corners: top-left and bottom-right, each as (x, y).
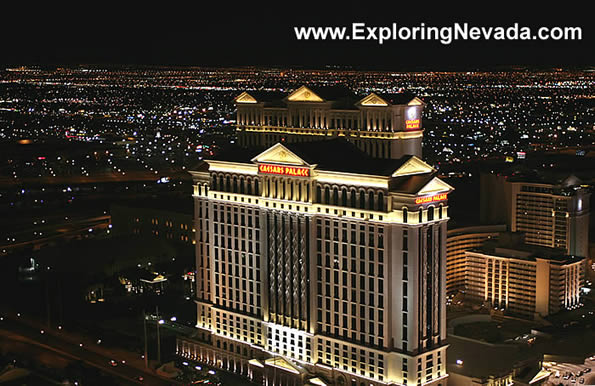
top-left (211, 175), bottom-right (217, 190)
top-left (254, 179), bottom-right (259, 196)
top-left (219, 175), bottom-right (224, 191)
top-left (378, 191), bottom-right (384, 211)
top-left (266, 179), bottom-right (270, 197)
top-left (333, 187), bottom-right (339, 206)
top-left (324, 187), bottom-right (330, 204)
top-left (316, 186), bottom-right (322, 203)
top-left (428, 206), bottom-right (434, 221)
top-left (297, 182), bottom-right (302, 201)
top-left (232, 177), bottom-right (238, 193)
top-left (239, 178), bottom-right (245, 194)
top-left (289, 181), bottom-right (294, 200)
top-left (419, 210), bottom-right (423, 223)
top-left (350, 189), bottom-right (357, 208)
top-left (274, 180), bottom-right (278, 198)
top-left (359, 190), bottom-right (366, 209)
top-left (203, 183), bottom-right (208, 195)
top-left (225, 176), bottom-right (231, 192)
top-left (368, 191), bottom-right (375, 210)
top-left (439, 204), bottom-right (443, 219)
top-left (197, 184), bottom-right (202, 195)
top-left (402, 207), bottom-right (408, 223)
top-left (341, 187), bottom-right (348, 207)
top-left (246, 178), bottom-right (252, 195)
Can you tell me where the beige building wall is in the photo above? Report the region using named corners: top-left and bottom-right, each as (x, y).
top-left (535, 258), bottom-right (551, 317)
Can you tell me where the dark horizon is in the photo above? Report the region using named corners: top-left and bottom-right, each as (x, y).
top-left (2, 1), bottom-right (593, 68)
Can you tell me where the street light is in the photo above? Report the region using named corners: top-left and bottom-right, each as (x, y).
top-left (156, 306), bottom-right (161, 364)
top-left (143, 310), bottom-right (149, 368)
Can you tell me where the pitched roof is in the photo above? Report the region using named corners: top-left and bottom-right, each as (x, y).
top-left (207, 138), bottom-right (419, 177)
top-left (234, 86), bottom-right (419, 109)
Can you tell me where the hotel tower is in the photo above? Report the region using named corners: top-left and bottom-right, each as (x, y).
top-left (178, 86), bottom-right (453, 386)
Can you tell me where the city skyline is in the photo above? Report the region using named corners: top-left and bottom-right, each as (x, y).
top-left (0, 5), bottom-right (593, 384)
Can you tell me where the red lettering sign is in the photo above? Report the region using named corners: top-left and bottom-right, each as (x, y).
top-left (258, 164), bottom-right (310, 177)
top-left (406, 119), bottom-right (420, 129)
top-left (415, 193), bottom-right (447, 204)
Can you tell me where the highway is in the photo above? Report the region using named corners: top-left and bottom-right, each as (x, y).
top-left (0, 215), bottom-right (110, 254)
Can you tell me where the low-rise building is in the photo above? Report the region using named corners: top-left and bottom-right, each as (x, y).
top-left (465, 233), bottom-right (584, 318)
top-left (446, 225), bottom-right (506, 295)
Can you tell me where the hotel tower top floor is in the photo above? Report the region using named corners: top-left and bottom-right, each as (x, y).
top-left (234, 85), bottom-right (425, 160)
top-left (190, 138), bottom-right (453, 222)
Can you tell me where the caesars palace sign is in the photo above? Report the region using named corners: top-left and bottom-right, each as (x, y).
top-left (258, 164), bottom-right (310, 177)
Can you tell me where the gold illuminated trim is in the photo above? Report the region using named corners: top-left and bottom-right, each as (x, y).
top-left (417, 177), bottom-right (455, 196)
top-left (286, 86), bottom-right (324, 102)
top-left (235, 92), bottom-right (258, 104)
top-left (392, 156), bottom-right (435, 177)
top-left (358, 92), bottom-right (389, 106)
top-left (248, 359), bottom-right (264, 368)
top-left (238, 125), bottom-right (424, 140)
top-left (206, 161), bottom-right (258, 175)
top-left (407, 97), bottom-right (424, 106)
top-left (201, 189), bottom-right (449, 225)
top-left (308, 377), bottom-right (328, 386)
top-left (264, 357), bottom-right (300, 374)
top-left (529, 368), bottom-right (552, 384)
top-left (251, 142), bottom-right (310, 166)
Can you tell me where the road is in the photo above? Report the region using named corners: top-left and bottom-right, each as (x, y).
top-left (1, 215), bottom-right (110, 254)
top-left (0, 313), bottom-right (179, 385)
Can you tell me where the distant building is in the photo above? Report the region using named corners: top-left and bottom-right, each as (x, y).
top-left (446, 225), bottom-right (507, 295)
top-left (110, 203), bottom-right (195, 245)
top-left (480, 173), bottom-right (590, 258)
top-left (465, 233), bottom-right (585, 318)
top-left (234, 85), bottom-right (425, 159)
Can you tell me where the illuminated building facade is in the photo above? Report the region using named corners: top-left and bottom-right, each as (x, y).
top-left (445, 225), bottom-right (506, 295)
top-left (480, 173), bottom-right (590, 258)
top-left (465, 233), bottom-right (584, 318)
top-left (179, 138), bottom-right (453, 386)
top-left (234, 85), bottom-right (425, 160)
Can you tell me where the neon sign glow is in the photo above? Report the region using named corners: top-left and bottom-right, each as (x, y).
top-left (258, 164), bottom-right (310, 177)
top-left (415, 193), bottom-right (447, 204)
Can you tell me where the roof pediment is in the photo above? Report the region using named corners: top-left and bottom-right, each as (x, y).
top-left (407, 97), bottom-right (424, 106)
top-left (235, 92), bottom-right (258, 104)
top-left (358, 93), bottom-right (389, 106)
top-left (392, 156), bottom-right (435, 177)
top-left (251, 143), bottom-right (311, 166)
top-left (417, 177), bottom-right (454, 196)
top-left (286, 86), bottom-right (324, 102)
top-left (264, 357), bottom-right (300, 374)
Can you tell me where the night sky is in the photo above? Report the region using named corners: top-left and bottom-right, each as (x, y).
top-left (2, 1), bottom-right (593, 69)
